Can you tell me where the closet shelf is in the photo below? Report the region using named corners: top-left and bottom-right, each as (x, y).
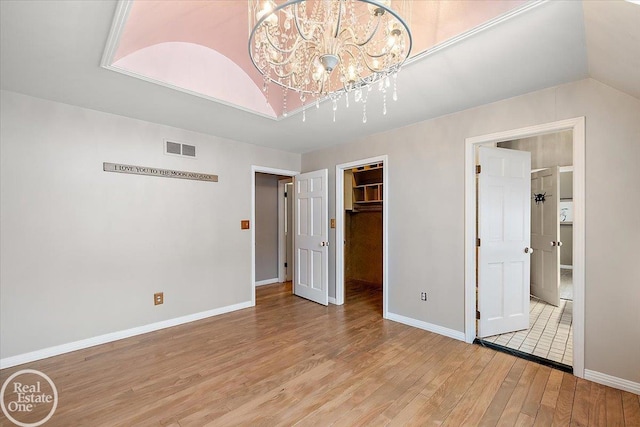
top-left (349, 163), bottom-right (383, 212)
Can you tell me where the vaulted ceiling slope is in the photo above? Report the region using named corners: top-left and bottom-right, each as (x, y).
top-left (1, 1), bottom-right (638, 154)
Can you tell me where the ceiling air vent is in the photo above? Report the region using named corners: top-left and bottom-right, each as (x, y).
top-left (165, 140), bottom-right (196, 158)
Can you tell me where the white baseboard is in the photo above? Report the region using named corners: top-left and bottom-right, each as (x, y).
top-left (328, 296), bottom-right (337, 305)
top-left (386, 312), bottom-right (466, 342)
top-left (255, 278), bottom-right (279, 287)
top-left (0, 301), bottom-right (253, 369)
top-left (584, 369), bottom-right (640, 395)
top-left (560, 265), bottom-right (573, 270)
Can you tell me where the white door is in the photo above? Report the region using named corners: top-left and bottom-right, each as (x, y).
top-left (294, 169), bottom-right (329, 305)
top-left (530, 167), bottom-right (560, 306)
top-left (477, 146), bottom-right (532, 338)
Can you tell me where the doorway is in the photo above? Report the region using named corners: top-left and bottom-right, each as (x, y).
top-left (335, 155), bottom-right (389, 317)
top-left (464, 118), bottom-right (586, 378)
top-left (478, 131), bottom-right (574, 369)
top-left (251, 166), bottom-right (299, 306)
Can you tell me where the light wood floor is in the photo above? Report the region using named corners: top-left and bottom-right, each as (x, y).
top-left (1, 281), bottom-right (639, 426)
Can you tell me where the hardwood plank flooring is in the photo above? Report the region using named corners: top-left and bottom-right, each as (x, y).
top-left (1, 281), bottom-right (638, 426)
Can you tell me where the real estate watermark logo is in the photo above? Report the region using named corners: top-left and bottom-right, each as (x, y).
top-left (1, 369), bottom-right (58, 427)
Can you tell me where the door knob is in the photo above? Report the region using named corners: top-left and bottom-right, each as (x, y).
top-left (551, 241), bottom-right (556, 247)
top-left (524, 247), bottom-right (534, 254)
top-left (557, 241), bottom-right (563, 247)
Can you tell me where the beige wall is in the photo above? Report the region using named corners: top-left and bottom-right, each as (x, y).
top-left (302, 78), bottom-right (640, 384)
top-left (499, 130), bottom-right (573, 169)
top-left (0, 90), bottom-right (301, 359)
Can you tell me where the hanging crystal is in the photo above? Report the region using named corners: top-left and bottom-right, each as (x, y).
top-left (332, 98), bottom-right (337, 122)
top-left (283, 88), bottom-right (288, 117)
top-left (393, 72), bottom-right (398, 101)
top-left (362, 89), bottom-right (368, 123)
top-left (383, 93), bottom-right (387, 115)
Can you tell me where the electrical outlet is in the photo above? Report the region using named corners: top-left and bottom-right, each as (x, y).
top-left (154, 292), bottom-right (164, 305)
top-left (420, 292), bottom-right (427, 301)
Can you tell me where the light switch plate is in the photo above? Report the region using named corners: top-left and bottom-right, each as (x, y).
top-left (241, 220), bottom-right (250, 230)
top-left (330, 219), bottom-right (336, 228)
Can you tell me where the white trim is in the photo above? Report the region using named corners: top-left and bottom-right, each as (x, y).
top-left (99, 0), bottom-right (132, 67)
top-left (464, 117), bottom-right (586, 379)
top-left (584, 370), bottom-right (640, 395)
top-left (103, 65), bottom-right (280, 121)
top-left (404, 1), bottom-right (546, 68)
top-left (0, 301), bottom-right (252, 369)
top-left (277, 180), bottom-right (287, 283)
top-left (328, 297), bottom-right (337, 305)
top-left (386, 312), bottom-right (466, 342)
top-left (559, 165), bottom-right (574, 173)
top-left (251, 166), bottom-right (299, 307)
top-left (335, 155), bottom-right (389, 318)
top-left (560, 264), bottom-right (573, 270)
top-left (255, 278), bottom-right (279, 287)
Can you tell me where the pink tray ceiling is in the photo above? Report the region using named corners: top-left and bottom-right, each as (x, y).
top-left (107, 0), bottom-right (527, 119)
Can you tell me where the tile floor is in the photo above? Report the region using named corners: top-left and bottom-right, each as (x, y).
top-left (482, 296), bottom-right (574, 366)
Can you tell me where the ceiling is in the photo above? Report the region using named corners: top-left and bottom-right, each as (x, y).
top-left (1, 1), bottom-right (639, 154)
top-left (105, 0), bottom-right (527, 119)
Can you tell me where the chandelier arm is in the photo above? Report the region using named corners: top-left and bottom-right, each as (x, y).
top-left (271, 67), bottom-right (296, 79)
top-left (263, 27), bottom-right (303, 56)
top-left (265, 42), bottom-right (318, 71)
top-left (343, 41), bottom-right (394, 60)
top-left (333, 0), bottom-right (343, 38)
top-left (342, 43), bottom-right (388, 74)
top-left (293, 2), bottom-right (318, 41)
top-left (341, 15), bottom-right (381, 47)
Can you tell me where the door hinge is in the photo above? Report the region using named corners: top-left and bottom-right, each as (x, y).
top-left (476, 165), bottom-right (481, 174)
top-left (284, 262), bottom-right (288, 268)
top-left (284, 192), bottom-right (287, 197)
top-left (476, 238), bottom-right (481, 247)
top-left (476, 310), bottom-right (481, 320)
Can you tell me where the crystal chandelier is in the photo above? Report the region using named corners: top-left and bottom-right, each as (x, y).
top-left (248, 0), bottom-right (412, 122)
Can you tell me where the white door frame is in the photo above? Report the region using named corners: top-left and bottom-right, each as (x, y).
top-left (251, 165), bottom-right (299, 306)
top-left (335, 155), bottom-right (389, 318)
top-left (464, 117), bottom-right (585, 378)
top-left (277, 179), bottom-right (293, 282)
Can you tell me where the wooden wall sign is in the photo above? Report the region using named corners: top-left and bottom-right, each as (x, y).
top-left (103, 162), bottom-right (218, 182)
